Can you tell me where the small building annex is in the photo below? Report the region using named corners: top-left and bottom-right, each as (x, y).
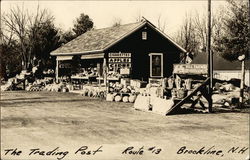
top-left (50, 18), bottom-right (186, 83)
top-left (191, 52), bottom-right (250, 86)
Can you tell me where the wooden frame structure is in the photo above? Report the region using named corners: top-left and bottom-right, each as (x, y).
top-left (149, 53), bottom-right (163, 78)
top-left (166, 78), bottom-right (211, 115)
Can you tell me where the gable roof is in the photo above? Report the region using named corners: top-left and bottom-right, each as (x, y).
top-left (191, 52), bottom-right (250, 70)
top-left (51, 19), bottom-right (186, 56)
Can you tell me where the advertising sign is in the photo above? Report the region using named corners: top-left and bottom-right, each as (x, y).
top-left (173, 64), bottom-right (208, 75)
top-left (109, 52), bottom-right (131, 57)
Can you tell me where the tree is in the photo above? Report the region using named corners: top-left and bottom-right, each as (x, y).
top-left (174, 13), bottom-right (199, 62)
top-left (72, 13), bottom-right (94, 36)
top-left (212, 8), bottom-right (226, 54)
top-left (111, 17), bottom-right (122, 27)
top-left (190, 6), bottom-right (227, 56)
top-left (173, 6), bottom-right (227, 63)
top-left (28, 15), bottom-right (61, 69)
top-left (193, 11), bottom-right (208, 52)
top-left (2, 6), bottom-right (30, 70)
top-left (2, 5), bottom-right (61, 75)
top-left (59, 30), bottom-right (75, 44)
top-left (213, 0), bottom-right (249, 105)
top-left (214, 0), bottom-right (249, 61)
top-left (157, 14), bottom-right (167, 33)
top-left (0, 30), bottom-right (22, 79)
top-left (134, 11), bottom-right (142, 22)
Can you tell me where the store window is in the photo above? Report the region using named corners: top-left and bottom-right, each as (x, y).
top-left (142, 31), bottom-right (147, 40)
top-left (150, 53), bottom-right (163, 77)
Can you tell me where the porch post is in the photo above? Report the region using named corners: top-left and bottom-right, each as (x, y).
top-left (103, 57), bottom-right (107, 90)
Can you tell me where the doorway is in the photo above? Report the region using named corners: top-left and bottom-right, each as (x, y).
top-left (149, 53), bottom-right (163, 78)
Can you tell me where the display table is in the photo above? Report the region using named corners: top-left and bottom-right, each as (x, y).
top-left (96, 77), bottom-right (120, 83)
top-left (71, 75), bottom-right (97, 86)
top-left (71, 76), bottom-right (89, 80)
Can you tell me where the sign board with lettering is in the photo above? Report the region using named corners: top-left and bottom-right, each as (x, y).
top-left (108, 58), bottom-right (131, 63)
top-left (109, 53), bottom-right (131, 58)
top-left (173, 64), bottom-right (208, 75)
top-left (108, 63), bottom-right (131, 69)
top-left (120, 68), bottom-right (130, 75)
top-left (108, 52), bottom-right (132, 74)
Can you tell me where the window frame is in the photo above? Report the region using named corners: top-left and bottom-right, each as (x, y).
top-left (149, 53), bottom-right (163, 78)
top-left (142, 31), bottom-right (147, 40)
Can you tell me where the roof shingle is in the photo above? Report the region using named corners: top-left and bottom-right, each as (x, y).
top-left (51, 21), bottom-right (145, 55)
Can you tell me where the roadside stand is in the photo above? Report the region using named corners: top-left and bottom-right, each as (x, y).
top-left (3, 17), bottom-right (247, 116)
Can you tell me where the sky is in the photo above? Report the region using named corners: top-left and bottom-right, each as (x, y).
top-left (1, 0), bottom-right (227, 37)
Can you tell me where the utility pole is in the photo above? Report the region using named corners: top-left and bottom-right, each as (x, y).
top-left (207, 0), bottom-right (213, 112)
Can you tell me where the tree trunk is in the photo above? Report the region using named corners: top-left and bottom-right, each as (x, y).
top-left (0, 62), bottom-right (7, 80)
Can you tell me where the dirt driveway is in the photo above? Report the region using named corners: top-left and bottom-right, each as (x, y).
top-left (1, 91), bottom-right (249, 160)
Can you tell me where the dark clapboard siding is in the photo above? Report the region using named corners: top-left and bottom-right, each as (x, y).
top-left (105, 23), bottom-right (182, 80)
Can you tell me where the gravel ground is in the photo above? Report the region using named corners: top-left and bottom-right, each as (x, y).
top-left (1, 91), bottom-right (249, 160)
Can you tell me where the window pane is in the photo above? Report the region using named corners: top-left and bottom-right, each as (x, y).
top-left (142, 32), bottom-right (147, 40)
top-left (152, 55), bottom-right (162, 76)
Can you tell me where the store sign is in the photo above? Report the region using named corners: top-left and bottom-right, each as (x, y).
top-left (120, 68), bottom-right (130, 75)
top-left (108, 52), bottom-right (132, 74)
top-left (109, 63), bottom-right (131, 68)
top-left (108, 58), bottom-right (131, 63)
top-left (109, 53), bottom-right (131, 57)
top-left (173, 64), bottom-right (208, 75)
top-left (108, 52), bottom-right (131, 63)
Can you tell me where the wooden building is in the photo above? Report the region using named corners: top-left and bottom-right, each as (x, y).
top-left (191, 52), bottom-right (250, 86)
top-left (50, 18), bottom-right (186, 82)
